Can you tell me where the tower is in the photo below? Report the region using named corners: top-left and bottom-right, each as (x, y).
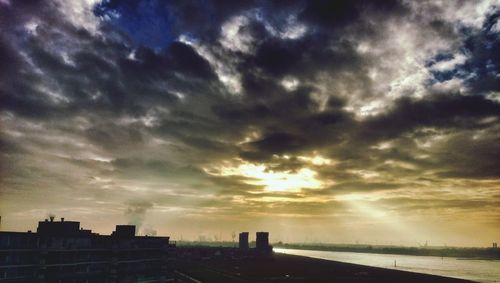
top-left (239, 232), bottom-right (249, 249)
top-left (256, 232), bottom-right (269, 251)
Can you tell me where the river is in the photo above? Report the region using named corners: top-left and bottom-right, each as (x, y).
top-left (274, 248), bottom-right (500, 283)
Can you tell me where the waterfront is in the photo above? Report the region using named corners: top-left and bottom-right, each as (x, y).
top-left (275, 248), bottom-right (500, 283)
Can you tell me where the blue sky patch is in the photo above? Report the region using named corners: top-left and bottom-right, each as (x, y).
top-left (94, 0), bottom-right (174, 49)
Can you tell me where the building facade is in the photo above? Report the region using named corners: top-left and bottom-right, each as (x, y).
top-left (0, 218), bottom-right (175, 283)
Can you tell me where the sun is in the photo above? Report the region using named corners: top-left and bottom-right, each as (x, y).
top-left (205, 162), bottom-right (324, 192)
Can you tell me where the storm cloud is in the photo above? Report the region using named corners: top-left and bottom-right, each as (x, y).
top-left (0, 0), bottom-right (499, 245)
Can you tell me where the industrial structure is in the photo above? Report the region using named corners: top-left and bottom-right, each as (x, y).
top-left (237, 231), bottom-right (271, 252)
top-left (0, 217), bottom-right (175, 282)
top-left (238, 232), bottom-right (249, 249)
top-left (256, 232), bottom-right (271, 251)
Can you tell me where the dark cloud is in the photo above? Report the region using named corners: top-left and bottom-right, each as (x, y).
top-left (86, 125), bottom-right (143, 150)
top-left (329, 181), bottom-right (403, 193)
top-left (461, 10), bottom-right (500, 94)
top-left (300, 0), bottom-right (360, 29)
top-left (432, 130), bottom-right (500, 179)
top-left (244, 35), bottom-right (365, 80)
top-left (361, 94), bottom-right (500, 142)
top-left (0, 36), bottom-right (23, 80)
top-left (299, 0), bottom-right (408, 30)
top-left (166, 42), bottom-right (217, 79)
top-left (427, 8), bottom-right (499, 95)
top-left (1, 0), bottom-right (499, 244)
top-left (249, 132), bottom-right (307, 154)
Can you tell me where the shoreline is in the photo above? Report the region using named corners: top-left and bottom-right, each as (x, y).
top-left (175, 241), bottom-right (500, 260)
top-left (273, 244), bottom-right (500, 260)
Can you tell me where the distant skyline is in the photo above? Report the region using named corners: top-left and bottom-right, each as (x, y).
top-left (0, 0), bottom-right (499, 247)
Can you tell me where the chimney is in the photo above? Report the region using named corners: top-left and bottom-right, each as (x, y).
top-left (61, 217), bottom-right (64, 222)
top-left (49, 216), bottom-right (55, 222)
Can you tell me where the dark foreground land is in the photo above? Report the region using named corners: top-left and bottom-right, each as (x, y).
top-left (175, 252), bottom-right (475, 283)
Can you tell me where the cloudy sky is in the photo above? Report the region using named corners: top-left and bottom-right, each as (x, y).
top-left (1, 0), bottom-right (499, 246)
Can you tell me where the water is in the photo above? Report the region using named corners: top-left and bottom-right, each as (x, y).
top-left (275, 248), bottom-right (500, 283)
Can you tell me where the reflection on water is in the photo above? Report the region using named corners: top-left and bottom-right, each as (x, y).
top-left (275, 248), bottom-right (500, 283)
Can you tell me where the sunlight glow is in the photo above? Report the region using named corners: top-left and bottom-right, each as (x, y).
top-left (281, 77), bottom-right (299, 91)
top-left (349, 169), bottom-right (380, 179)
top-left (336, 193), bottom-right (428, 242)
top-left (206, 162), bottom-right (324, 192)
top-left (298, 155), bottom-right (333, 166)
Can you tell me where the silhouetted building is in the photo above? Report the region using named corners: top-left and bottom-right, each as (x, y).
top-left (494, 242), bottom-right (498, 248)
top-left (0, 218), bottom-right (175, 282)
top-left (256, 232), bottom-right (271, 251)
top-left (37, 217), bottom-right (89, 237)
top-left (239, 232), bottom-right (249, 249)
top-left (112, 225), bottom-right (136, 238)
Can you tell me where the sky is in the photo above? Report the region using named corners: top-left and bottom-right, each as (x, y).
top-left (0, 0), bottom-right (499, 247)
